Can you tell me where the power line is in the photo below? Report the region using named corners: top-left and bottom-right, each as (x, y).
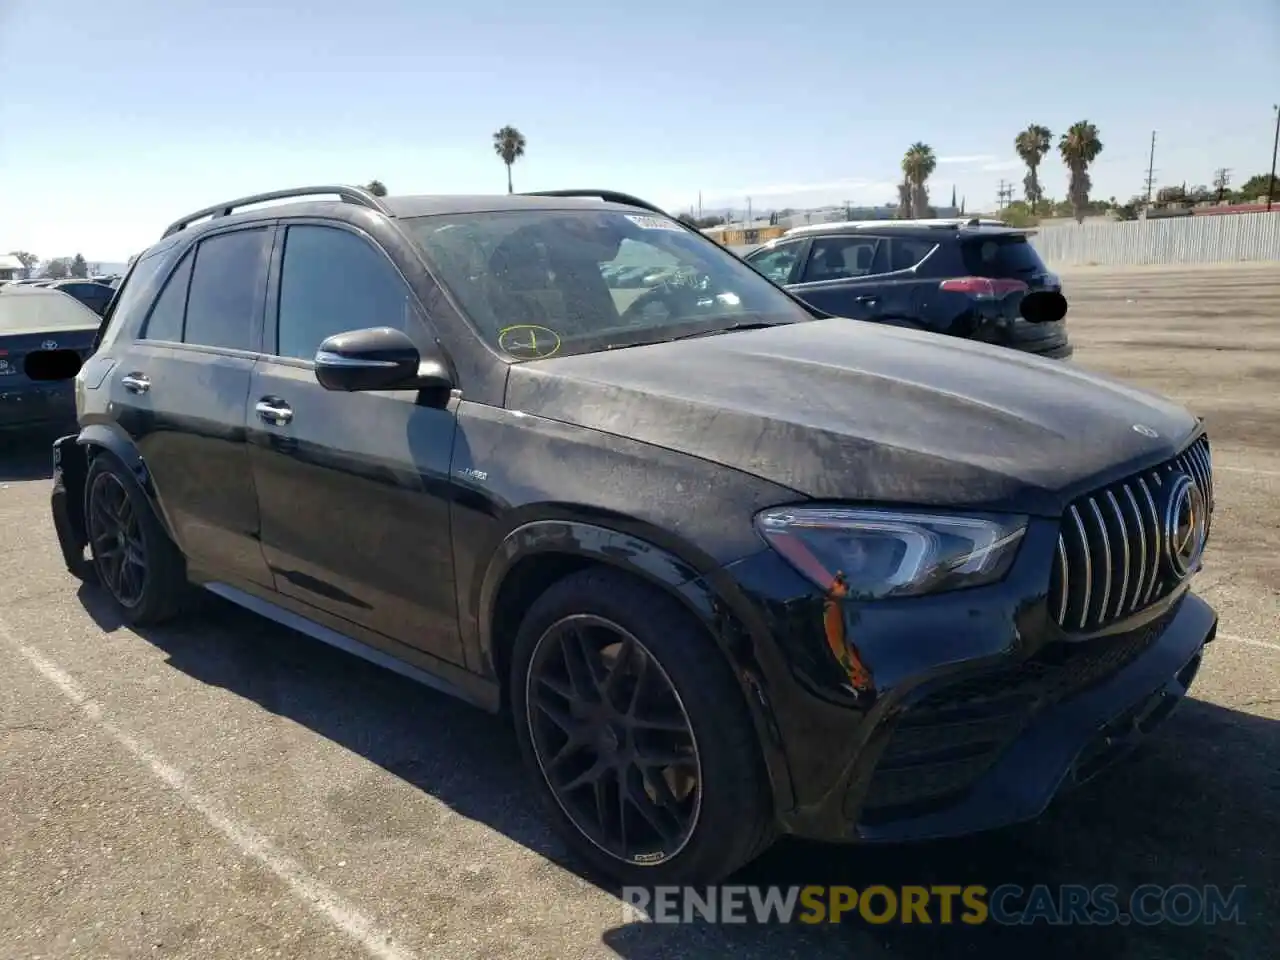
top-left (995, 179), bottom-right (1014, 209)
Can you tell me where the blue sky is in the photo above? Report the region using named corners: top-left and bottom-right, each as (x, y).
top-left (1, 0), bottom-right (1277, 261)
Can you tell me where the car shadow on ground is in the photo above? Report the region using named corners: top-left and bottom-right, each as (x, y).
top-left (0, 426), bottom-right (67, 481)
top-left (75, 583), bottom-right (1275, 960)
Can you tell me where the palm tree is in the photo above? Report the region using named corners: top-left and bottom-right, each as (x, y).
top-left (1014, 124), bottom-right (1052, 213)
top-left (492, 126), bottom-right (527, 194)
top-left (901, 142), bottom-right (937, 218)
top-left (364, 180), bottom-right (388, 197)
top-left (896, 179), bottom-right (912, 219)
top-left (1058, 122), bottom-right (1104, 223)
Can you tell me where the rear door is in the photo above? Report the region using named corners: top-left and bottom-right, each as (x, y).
top-left (104, 225), bottom-right (275, 587)
top-left (246, 221), bottom-right (464, 666)
top-left (787, 234), bottom-right (888, 319)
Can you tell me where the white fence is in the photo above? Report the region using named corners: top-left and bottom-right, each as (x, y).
top-left (726, 212), bottom-right (1280, 268)
top-left (1029, 212), bottom-right (1280, 267)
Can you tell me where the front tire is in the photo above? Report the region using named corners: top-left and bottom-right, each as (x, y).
top-left (84, 452), bottom-right (187, 626)
top-left (510, 567), bottom-right (775, 886)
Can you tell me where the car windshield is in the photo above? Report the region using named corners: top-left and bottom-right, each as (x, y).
top-left (403, 208), bottom-right (812, 360)
top-left (0, 290), bottom-right (100, 333)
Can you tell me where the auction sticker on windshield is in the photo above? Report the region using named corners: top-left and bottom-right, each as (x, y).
top-left (498, 324), bottom-right (562, 360)
top-left (625, 215), bottom-right (684, 232)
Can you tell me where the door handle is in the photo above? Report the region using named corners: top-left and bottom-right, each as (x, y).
top-left (255, 398), bottom-right (293, 426)
top-left (120, 373), bottom-right (150, 394)
top-left (854, 295), bottom-right (880, 304)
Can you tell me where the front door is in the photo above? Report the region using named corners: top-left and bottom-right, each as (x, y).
top-left (105, 227), bottom-right (274, 588)
top-left (245, 222), bottom-right (464, 665)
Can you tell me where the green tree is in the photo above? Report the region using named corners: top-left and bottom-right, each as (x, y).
top-left (7, 250), bottom-right (39, 278)
top-left (1234, 173), bottom-right (1279, 202)
top-left (997, 200), bottom-right (1039, 228)
top-left (1058, 121), bottom-right (1104, 223)
top-left (42, 257), bottom-right (71, 280)
top-left (902, 142), bottom-right (937, 218)
top-left (492, 125), bottom-right (527, 194)
top-left (1015, 124), bottom-right (1052, 212)
top-left (364, 180), bottom-right (388, 197)
top-left (70, 254), bottom-right (88, 278)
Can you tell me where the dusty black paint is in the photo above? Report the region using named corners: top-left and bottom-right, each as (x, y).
top-left (45, 187), bottom-right (1217, 853)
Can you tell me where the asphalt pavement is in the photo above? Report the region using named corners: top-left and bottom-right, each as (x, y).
top-left (1, 262), bottom-right (1276, 959)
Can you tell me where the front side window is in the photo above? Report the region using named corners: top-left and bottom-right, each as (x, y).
top-left (183, 228), bottom-right (268, 351)
top-left (745, 241), bottom-right (804, 284)
top-left (275, 225), bottom-right (421, 361)
top-left (404, 209), bottom-right (810, 360)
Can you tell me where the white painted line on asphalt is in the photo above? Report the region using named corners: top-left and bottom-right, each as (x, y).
top-left (1220, 632), bottom-right (1280, 653)
top-left (1216, 465), bottom-right (1280, 478)
top-left (0, 616), bottom-right (420, 960)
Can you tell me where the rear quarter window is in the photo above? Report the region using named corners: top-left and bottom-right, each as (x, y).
top-left (960, 235), bottom-right (1047, 277)
top-left (94, 250), bottom-right (172, 349)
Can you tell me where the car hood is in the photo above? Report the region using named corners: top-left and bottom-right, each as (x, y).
top-left (503, 318), bottom-right (1201, 517)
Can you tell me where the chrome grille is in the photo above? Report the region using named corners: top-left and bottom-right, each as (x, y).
top-left (1049, 435), bottom-right (1213, 632)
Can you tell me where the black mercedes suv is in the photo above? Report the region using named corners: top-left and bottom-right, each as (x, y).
top-left (41, 185), bottom-right (1215, 886)
top-left (743, 219), bottom-right (1073, 358)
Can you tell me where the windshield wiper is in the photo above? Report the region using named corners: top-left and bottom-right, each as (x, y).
top-left (602, 321), bottom-right (782, 352)
top-left (664, 321), bottom-right (781, 342)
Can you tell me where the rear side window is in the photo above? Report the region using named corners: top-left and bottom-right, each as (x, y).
top-left (184, 228), bottom-right (269, 351)
top-left (889, 238), bottom-right (937, 272)
top-left (95, 251), bottom-right (170, 348)
top-left (960, 235), bottom-right (1047, 277)
top-left (801, 236), bottom-right (881, 282)
top-left (140, 251), bottom-right (194, 342)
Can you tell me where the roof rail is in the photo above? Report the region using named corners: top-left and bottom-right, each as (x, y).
top-left (161, 185), bottom-right (393, 239)
top-left (519, 189), bottom-right (671, 217)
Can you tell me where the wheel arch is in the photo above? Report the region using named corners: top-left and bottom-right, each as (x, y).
top-left (477, 518), bottom-right (797, 812)
top-left (76, 423), bottom-right (176, 540)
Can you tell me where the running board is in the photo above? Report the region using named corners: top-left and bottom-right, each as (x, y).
top-left (201, 582), bottom-right (491, 709)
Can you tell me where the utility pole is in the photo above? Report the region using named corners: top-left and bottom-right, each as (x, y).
top-left (697, 190), bottom-right (702, 219)
top-left (843, 199), bottom-right (853, 221)
top-left (746, 197), bottom-right (752, 224)
top-left (1268, 104), bottom-right (1279, 212)
top-left (996, 179), bottom-right (1014, 209)
top-left (1144, 130), bottom-right (1157, 206)
top-left (1213, 167), bottom-right (1232, 203)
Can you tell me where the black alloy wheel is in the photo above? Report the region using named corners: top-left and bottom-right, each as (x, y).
top-left (87, 470), bottom-right (148, 608)
top-left (525, 613), bottom-right (703, 866)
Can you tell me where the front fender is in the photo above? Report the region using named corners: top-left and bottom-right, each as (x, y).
top-left (476, 519), bottom-right (797, 812)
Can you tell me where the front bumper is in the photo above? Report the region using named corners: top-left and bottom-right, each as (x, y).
top-left (719, 520), bottom-right (1216, 845)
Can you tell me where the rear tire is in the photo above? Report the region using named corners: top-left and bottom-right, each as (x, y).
top-left (510, 566), bottom-right (775, 886)
top-left (84, 451), bottom-right (188, 626)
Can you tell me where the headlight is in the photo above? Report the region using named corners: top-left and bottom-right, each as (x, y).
top-left (754, 506), bottom-right (1027, 599)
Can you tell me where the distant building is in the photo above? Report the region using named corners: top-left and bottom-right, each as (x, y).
top-left (0, 254), bottom-right (23, 281)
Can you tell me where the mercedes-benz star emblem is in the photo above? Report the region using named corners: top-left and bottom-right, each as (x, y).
top-left (1163, 472), bottom-right (1208, 580)
top-left (41, 339), bottom-right (58, 350)
top-left (1132, 424), bottom-right (1159, 438)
